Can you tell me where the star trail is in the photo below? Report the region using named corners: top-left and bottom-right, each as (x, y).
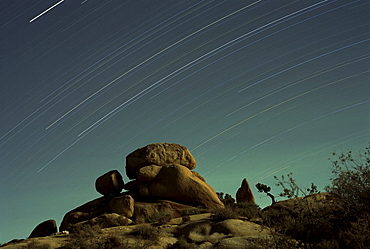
top-left (1, 0), bottom-right (369, 243)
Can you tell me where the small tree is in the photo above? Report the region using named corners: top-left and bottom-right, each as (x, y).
top-left (256, 183), bottom-right (276, 204)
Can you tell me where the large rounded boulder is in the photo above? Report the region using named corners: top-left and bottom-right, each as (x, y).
top-left (137, 164), bottom-right (224, 209)
top-left (126, 143), bottom-right (196, 179)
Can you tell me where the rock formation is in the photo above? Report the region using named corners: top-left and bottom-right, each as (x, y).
top-left (136, 164), bottom-right (224, 209)
top-left (59, 143), bottom-right (223, 231)
top-left (263, 192), bottom-right (338, 216)
top-left (29, 220), bottom-right (57, 238)
top-left (95, 170), bottom-right (124, 196)
top-left (236, 178), bottom-right (255, 203)
top-left (109, 195), bottom-right (134, 218)
top-left (126, 143), bottom-right (196, 179)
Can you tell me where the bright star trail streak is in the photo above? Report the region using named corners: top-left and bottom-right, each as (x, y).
top-left (29, 0), bottom-right (65, 23)
top-left (192, 69), bottom-right (370, 151)
top-left (1, 0), bottom-right (369, 244)
top-left (75, 0), bottom-right (331, 137)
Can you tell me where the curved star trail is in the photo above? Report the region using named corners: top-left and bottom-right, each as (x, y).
top-left (0, 0), bottom-right (369, 243)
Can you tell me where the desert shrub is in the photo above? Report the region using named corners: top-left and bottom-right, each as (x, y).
top-left (181, 207), bottom-right (204, 216)
top-left (146, 209), bottom-right (174, 225)
top-left (130, 224), bottom-right (160, 241)
top-left (210, 206), bottom-right (239, 221)
top-left (257, 234), bottom-right (298, 249)
top-left (217, 192), bottom-right (235, 206)
top-left (100, 236), bottom-right (124, 249)
top-left (21, 240), bottom-right (51, 249)
top-left (233, 202), bottom-right (261, 220)
top-left (63, 224), bottom-right (110, 249)
top-left (323, 143), bottom-right (370, 248)
top-left (326, 143), bottom-right (370, 214)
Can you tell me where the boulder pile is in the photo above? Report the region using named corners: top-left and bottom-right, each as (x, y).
top-left (59, 143), bottom-right (224, 231)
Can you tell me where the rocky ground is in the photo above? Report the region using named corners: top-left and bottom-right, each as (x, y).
top-left (1, 212), bottom-right (281, 249)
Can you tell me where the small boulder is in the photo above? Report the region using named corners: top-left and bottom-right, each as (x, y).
top-left (95, 170), bottom-right (124, 196)
top-left (236, 178), bottom-right (255, 203)
top-left (137, 164), bottom-right (224, 209)
top-left (109, 195), bottom-right (135, 218)
top-left (29, 219), bottom-right (57, 238)
top-left (126, 143), bottom-right (196, 179)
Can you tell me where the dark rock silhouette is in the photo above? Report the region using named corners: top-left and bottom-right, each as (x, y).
top-left (95, 170), bottom-right (124, 196)
top-left (236, 178), bottom-right (255, 203)
top-left (29, 220), bottom-right (57, 238)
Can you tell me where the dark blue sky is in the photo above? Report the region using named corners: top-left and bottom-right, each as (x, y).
top-left (1, 0), bottom-right (369, 243)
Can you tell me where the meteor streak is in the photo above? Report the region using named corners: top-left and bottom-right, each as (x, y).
top-left (29, 0), bottom-right (65, 23)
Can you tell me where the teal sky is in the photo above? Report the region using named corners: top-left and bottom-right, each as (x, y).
top-left (1, 0), bottom-right (369, 243)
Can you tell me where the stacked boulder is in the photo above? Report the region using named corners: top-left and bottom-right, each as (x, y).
top-left (125, 143), bottom-right (224, 209)
top-left (59, 143), bottom-right (224, 231)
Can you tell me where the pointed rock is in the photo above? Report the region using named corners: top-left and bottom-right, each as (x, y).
top-left (236, 178), bottom-right (255, 203)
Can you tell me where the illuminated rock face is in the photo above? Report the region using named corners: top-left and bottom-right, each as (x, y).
top-left (60, 143), bottom-right (223, 231)
top-left (137, 164), bottom-right (224, 209)
top-left (126, 143), bottom-right (196, 179)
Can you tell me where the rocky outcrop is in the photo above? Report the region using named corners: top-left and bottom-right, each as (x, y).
top-left (133, 199), bottom-right (195, 222)
top-left (263, 192), bottom-right (339, 217)
top-left (137, 164), bottom-right (224, 209)
top-left (236, 178), bottom-right (255, 203)
top-left (176, 218), bottom-right (271, 245)
top-left (72, 213), bottom-right (132, 230)
top-left (95, 170), bottom-right (124, 196)
top-left (126, 143), bottom-right (196, 179)
top-left (109, 195), bottom-right (134, 218)
top-left (29, 220), bottom-right (57, 238)
top-left (60, 197), bottom-right (112, 231)
top-left (59, 143), bottom-right (223, 232)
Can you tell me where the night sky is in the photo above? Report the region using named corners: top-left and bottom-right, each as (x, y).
top-left (1, 0), bottom-right (369, 243)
